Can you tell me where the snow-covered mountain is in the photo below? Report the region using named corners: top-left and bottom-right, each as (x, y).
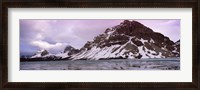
top-left (56, 45), bottom-right (79, 58)
top-left (71, 20), bottom-right (180, 60)
top-left (30, 49), bottom-right (60, 60)
top-left (31, 49), bottom-right (49, 58)
top-left (30, 45), bottom-right (79, 60)
top-left (29, 20), bottom-right (180, 60)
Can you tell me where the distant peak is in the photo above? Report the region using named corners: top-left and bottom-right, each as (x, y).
top-left (64, 45), bottom-right (75, 53)
top-left (31, 49), bottom-right (49, 58)
top-left (120, 20), bottom-right (144, 27)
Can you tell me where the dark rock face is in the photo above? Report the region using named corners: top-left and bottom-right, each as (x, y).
top-left (64, 45), bottom-right (74, 53)
top-left (114, 20), bottom-right (174, 50)
top-left (131, 39), bottom-right (143, 46)
top-left (32, 49), bottom-right (49, 57)
top-left (172, 40), bottom-right (180, 57)
top-left (64, 45), bottom-right (80, 55)
top-left (90, 20), bottom-right (175, 50)
top-left (72, 20), bottom-right (180, 60)
top-left (68, 49), bottom-right (80, 56)
top-left (41, 50), bottom-right (49, 56)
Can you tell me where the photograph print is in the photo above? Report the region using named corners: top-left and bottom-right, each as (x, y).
top-left (20, 19), bottom-right (180, 70)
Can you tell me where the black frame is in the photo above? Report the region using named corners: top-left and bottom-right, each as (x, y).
top-left (1, 0), bottom-right (199, 89)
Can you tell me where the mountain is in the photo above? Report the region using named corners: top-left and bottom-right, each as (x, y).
top-left (31, 49), bottom-right (49, 58)
top-left (30, 49), bottom-right (59, 60)
top-left (29, 45), bottom-right (79, 60)
top-left (64, 45), bottom-right (74, 53)
top-left (71, 20), bottom-right (180, 60)
top-left (63, 45), bottom-right (80, 56)
top-left (27, 20), bottom-right (180, 61)
top-left (172, 40), bottom-right (180, 57)
top-left (55, 45), bottom-right (79, 59)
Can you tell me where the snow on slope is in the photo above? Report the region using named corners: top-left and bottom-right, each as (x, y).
top-left (70, 20), bottom-right (180, 60)
top-left (31, 49), bottom-right (48, 58)
top-left (55, 52), bottom-right (70, 58)
top-left (31, 49), bottom-right (70, 59)
top-left (29, 20), bottom-right (180, 60)
top-left (71, 37), bottom-right (165, 60)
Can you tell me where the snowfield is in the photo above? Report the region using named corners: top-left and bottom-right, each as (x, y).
top-left (20, 58), bottom-right (180, 70)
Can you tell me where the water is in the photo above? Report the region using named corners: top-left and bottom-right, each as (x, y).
top-left (20, 58), bottom-right (180, 70)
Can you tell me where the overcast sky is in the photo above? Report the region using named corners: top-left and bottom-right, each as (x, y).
top-left (20, 19), bottom-right (180, 55)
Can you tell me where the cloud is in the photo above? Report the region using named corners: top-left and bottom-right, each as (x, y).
top-left (30, 40), bottom-right (67, 53)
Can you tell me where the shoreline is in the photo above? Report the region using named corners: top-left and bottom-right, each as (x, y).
top-left (20, 57), bottom-right (180, 62)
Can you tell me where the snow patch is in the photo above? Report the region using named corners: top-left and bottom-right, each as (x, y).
top-left (140, 38), bottom-right (148, 44)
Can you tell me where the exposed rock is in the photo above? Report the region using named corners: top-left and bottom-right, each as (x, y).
top-left (31, 49), bottom-right (49, 58)
top-left (29, 20), bottom-right (180, 60)
top-left (41, 50), bottom-right (49, 56)
top-left (64, 45), bottom-right (74, 53)
top-left (71, 20), bottom-right (180, 60)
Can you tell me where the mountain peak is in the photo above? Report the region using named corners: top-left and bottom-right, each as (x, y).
top-left (63, 45), bottom-right (80, 55)
top-left (120, 20), bottom-right (144, 27)
top-left (31, 49), bottom-right (49, 58)
top-left (109, 20), bottom-right (153, 37)
top-left (64, 45), bottom-right (74, 53)
top-left (71, 20), bottom-right (180, 60)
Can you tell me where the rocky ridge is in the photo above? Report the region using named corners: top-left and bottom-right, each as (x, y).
top-left (28, 20), bottom-right (180, 60)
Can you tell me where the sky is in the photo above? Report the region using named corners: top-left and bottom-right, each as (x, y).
top-left (20, 19), bottom-right (180, 55)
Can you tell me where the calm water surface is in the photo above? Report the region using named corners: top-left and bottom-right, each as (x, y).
top-left (20, 58), bottom-right (180, 70)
